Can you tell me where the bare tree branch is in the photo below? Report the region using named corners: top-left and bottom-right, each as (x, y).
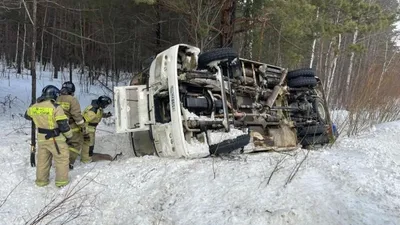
top-left (0, 0), bottom-right (21, 10)
top-left (43, 30), bottom-right (81, 46)
top-left (285, 150), bottom-right (310, 186)
top-left (43, 0), bottom-right (98, 12)
top-left (21, 0), bottom-right (34, 25)
top-left (48, 27), bottom-right (134, 45)
top-left (0, 179), bottom-right (24, 209)
top-left (25, 167), bottom-right (100, 225)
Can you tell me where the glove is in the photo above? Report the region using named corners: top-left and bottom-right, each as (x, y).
top-left (103, 112), bottom-right (112, 118)
top-left (83, 134), bottom-right (90, 142)
top-left (66, 138), bottom-right (73, 146)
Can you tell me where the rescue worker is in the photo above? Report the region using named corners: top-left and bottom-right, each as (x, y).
top-left (24, 85), bottom-right (72, 187)
top-left (81, 96), bottom-right (112, 161)
top-left (56, 81), bottom-right (87, 169)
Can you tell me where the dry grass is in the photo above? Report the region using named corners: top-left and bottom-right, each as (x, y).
top-left (339, 64), bottom-right (400, 136)
top-left (24, 169), bottom-right (100, 225)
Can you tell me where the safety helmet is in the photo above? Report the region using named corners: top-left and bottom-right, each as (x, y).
top-left (97, 95), bottom-right (112, 108)
top-left (60, 81), bottom-right (75, 94)
top-left (41, 85), bottom-right (60, 100)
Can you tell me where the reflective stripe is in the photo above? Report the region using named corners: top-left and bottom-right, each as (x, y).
top-left (83, 105), bottom-right (102, 123)
top-left (63, 130), bottom-right (73, 139)
top-left (87, 127), bottom-right (96, 132)
top-left (37, 136), bottom-right (65, 142)
top-left (69, 147), bottom-right (80, 154)
top-left (76, 120), bottom-right (84, 125)
top-left (71, 127), bottom-right (81, 132)
top-left (57, 102), bottom-right (71, 111)
top-left (83, 114), bottom-right (91, 122)
top-left (28, 107), bottom-right (53, 115)
top-left (55, 180), bottom-right (69, 187)
top-left (28, 106), bottom-right (55, 129)
top-left (35, 180), bottom-right (49, 187)
top-left (55, 115), bottom-right (68, 121)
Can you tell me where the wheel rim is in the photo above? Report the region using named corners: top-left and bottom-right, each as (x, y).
top-left (317, 101), bottom-right (326, 122)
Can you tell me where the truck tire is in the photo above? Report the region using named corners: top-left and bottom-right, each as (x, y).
top-left (313, 97), bottom-right (328, 123)
top-left (287, 68), bottom-right (316, 80)
top-left (297, 125), bottom-right (326, 136)
top-left (209, 133), bottom-right (250, 155)
top-left (287, 76), bottom-right (317, 88)
top-left (198, 48), bottom-right (238, 69)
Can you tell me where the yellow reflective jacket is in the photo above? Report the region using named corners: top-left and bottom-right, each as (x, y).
top-left (25, 99), bottom-right (73, 142)
top-left (82, 103), bottom-right (103, 133)
top-left (56, 95), bottom-right (84, 132)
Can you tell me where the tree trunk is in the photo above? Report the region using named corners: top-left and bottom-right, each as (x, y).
top-left (257, 20), bottom-right (266, 61)
top-left (316, 37), bottom-right (324, 79)
top-left (53, 60), bottom-right (59, 79)
top-left (131, 34), bottom-right (136, 73)
top-left (5, 23), bottom-right (10, 67)
top-left (69, 61), bottom-right (73, 81)
top-left (21, 11), bottom-right (27, 75)
top-left (377, 38), bottom-right (396, 95)
top-left (39, 1), bottom-right (48, 79)
top-left (345, 27), bottom-right (359, 100)
top-left (243, 0), bottom-right (254, 59)
top-left (155, 3), bottom-right (161, 51)
top-left (220, 0), bottom-right (236, 48)
top-left (326, 34), bottom-right (342, 102)
top-left (105, 65), bottom-right (109, 86)
top-left (49, 8), bottom-right (57, 75)
top-left (309, 8), bottom-right (320, 68)
top-left (30, 0), bottom-right (38, 161)
top-left (80, 6), bottom-right (85, 80)
top-left (15, 22), bottom-right (20, 67)
top-left (323, 39), bottom-right (333, 88)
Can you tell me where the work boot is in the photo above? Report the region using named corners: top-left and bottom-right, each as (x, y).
top-left (89, 146), bottom-right (94, 157)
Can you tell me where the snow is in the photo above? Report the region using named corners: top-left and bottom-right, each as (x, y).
top-left (185, 135), bottom-right (209, 158)
top-left (207, 127), bottom-right (247, 145)
top-left (0, 70), bottom-right (400, 225)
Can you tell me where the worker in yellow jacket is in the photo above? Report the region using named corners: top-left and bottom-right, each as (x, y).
top-left (56, 81), bottom-right (87, 169)
top-left (81, 96), bottom-right (112, 162)
top-left (25, 85), bottom-right (73, 187)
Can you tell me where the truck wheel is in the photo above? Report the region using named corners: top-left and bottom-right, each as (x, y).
top-left (198, 48), bottom-right (238, 69)
top-left (297, 125), bottom-right (327, 136)
top-left (313, 97), bottom-right (328, 123)
top-left (287, 68), bottom-right (316, 80)
top-left (287, 76), bottom-right (317, 88)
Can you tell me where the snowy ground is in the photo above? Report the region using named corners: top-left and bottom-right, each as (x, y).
top-left (0, 70), bottom-right (399, 225)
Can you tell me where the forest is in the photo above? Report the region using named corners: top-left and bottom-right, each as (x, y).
top-left (0, 0), bottom-right (399, 134)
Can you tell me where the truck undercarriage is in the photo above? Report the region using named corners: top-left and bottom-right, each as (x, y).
top-left (114, 44), bottom-right (334, 158)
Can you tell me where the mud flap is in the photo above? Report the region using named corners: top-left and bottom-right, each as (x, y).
top-left (209, 134), bottom-right (250, 155)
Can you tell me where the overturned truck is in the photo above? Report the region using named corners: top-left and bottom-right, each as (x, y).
top-left (114, 44), bottom-right (335, 158)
